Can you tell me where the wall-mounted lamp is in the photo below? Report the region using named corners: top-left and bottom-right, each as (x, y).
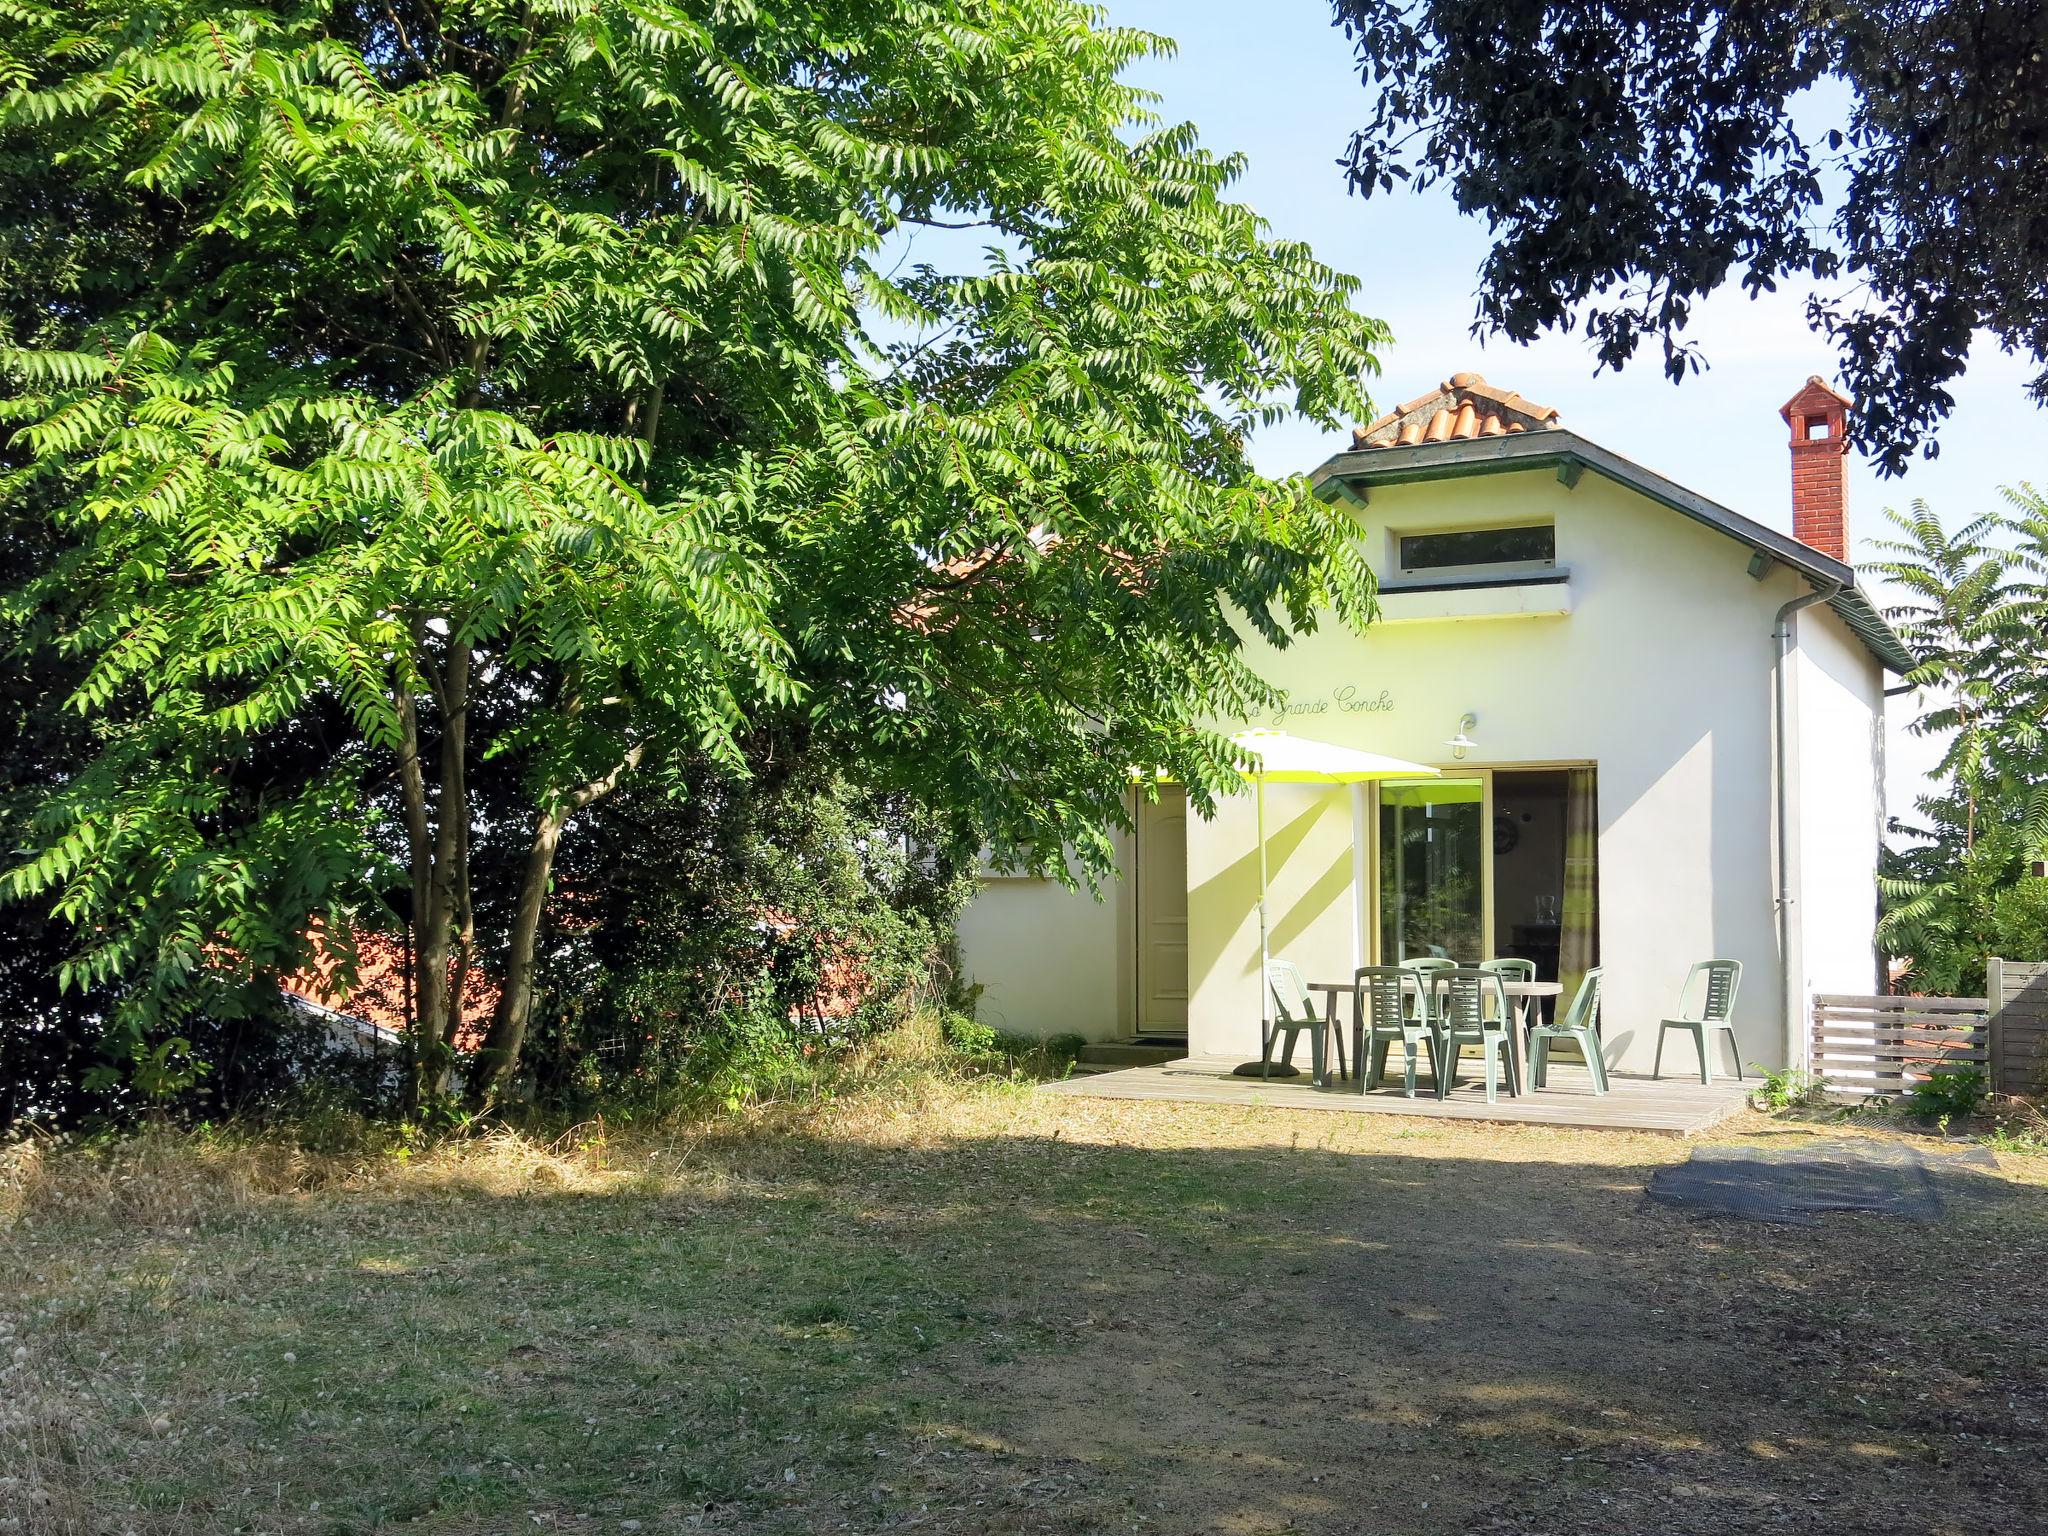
top-left (1445, 712), bottom-right (1478, 761)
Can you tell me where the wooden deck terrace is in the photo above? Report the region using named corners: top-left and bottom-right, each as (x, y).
top-left (1042, 1053), bottom-right (1751, 1136)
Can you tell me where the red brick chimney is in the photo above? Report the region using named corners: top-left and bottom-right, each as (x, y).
top-left (1780, 376), bottom-right (1853, 562)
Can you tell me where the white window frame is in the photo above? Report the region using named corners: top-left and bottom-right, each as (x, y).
top-left (1388, 520), bottom-right (1557, 584)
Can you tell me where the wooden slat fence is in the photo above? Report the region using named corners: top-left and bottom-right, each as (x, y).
top-left (1810, 993), bottom-right (1989, 1096)
top-left (1988, 959), bottom-right (2048, 1097)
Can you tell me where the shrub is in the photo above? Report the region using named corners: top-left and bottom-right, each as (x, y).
top-left (1908, 1066), bottom-right (1988, 1126)
top-left (523, 765), bottom-right (977, 1116)
top-left (935, 1016), bottom-right (1088, 1078)
top-left (1750, 1063), bottom-right (1828, 1111)
top-left (1043, 1033), bottom-right (1089, 1072)
top-left (941, 1014), bottom-right (1002, 1058)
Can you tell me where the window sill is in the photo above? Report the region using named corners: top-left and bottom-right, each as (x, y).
top-left (1376, 570), bottom-right (1572, 623)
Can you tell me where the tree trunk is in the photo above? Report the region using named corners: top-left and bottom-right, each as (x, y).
top-left (393, 677), bottom-right (432, 1011)
top-left (409, 638), bottom-right (471, 1108)
top-left (466, 803), bottom-right (567, 1107)
top-left (466, 741), bottom-right (645, 1108)
top-left (445, 805), bottom-right (476, 1055)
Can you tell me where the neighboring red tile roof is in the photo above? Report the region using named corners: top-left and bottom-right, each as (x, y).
top-left (282, 924), bottom-right (498, 1052)
top-left (893, 525), bottom-right (1154, 632)
top-left (892, 525), bottom-right (1062, 633)
top-left (1352, 371), bottom-right (1560, 450)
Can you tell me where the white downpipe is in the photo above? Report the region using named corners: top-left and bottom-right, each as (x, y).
top-left (1774, 577), bottom-right (1842, 1072)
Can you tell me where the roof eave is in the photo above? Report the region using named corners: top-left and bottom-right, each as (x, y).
top-left (1310, 430), bottom-right (1912, 674)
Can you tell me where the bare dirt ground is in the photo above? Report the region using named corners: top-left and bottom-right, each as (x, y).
top-left (5, 1076), bottom-right (2046, 1535)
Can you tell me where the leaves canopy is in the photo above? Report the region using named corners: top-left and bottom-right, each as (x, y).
top-left (0, 0), bottom-right (1386, 1091)
top-left (1870, 490), bottom-right (2048, 992)
top-left (1330, 0), bottom-right (2048, 473)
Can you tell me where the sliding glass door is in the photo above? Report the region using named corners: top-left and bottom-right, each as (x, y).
top-left (1376, 776), bottom-right (1490, 964)
top-left (1372, 768), bottom-right (1599, 986)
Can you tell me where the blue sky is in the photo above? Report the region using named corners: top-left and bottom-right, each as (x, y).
top-left (1102, 1), bottom-right (2042, 810)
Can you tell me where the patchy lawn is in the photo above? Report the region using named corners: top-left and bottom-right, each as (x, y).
top-left (5, 1070), bottom-right (2048, 1536)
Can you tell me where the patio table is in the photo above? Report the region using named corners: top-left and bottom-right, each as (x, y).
top-left (1306, 976), bottom-right (1563, 1092)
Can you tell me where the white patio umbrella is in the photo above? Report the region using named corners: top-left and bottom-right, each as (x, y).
top-left (1229, 729), bottom-right (1439, 1078)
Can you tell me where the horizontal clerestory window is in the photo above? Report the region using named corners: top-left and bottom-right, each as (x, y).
top-left (1396, 523), bottom-right (1555, 577)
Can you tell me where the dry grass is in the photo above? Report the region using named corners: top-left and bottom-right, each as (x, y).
top-left (5, 1047), bottom-right (2048, 1535)
top-left (1, 1127), bottom-right (367, 1230)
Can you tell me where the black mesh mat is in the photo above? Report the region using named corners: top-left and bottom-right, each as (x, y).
top-left (1646, 1138), bottom-right (2000, 1226)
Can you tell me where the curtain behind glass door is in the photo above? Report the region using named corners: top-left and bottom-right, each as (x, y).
top-left (1558, 767), bottom-right (1600, 1003)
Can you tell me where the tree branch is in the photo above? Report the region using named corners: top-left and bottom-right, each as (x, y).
top-left (562, 740), bottom-right (647, 814)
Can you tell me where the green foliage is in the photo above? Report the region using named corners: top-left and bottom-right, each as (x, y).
top-left (93, 1037), bottom-right (209, 1101)
top-left (0, 528), bottom-right (127, 1124)
top-left (1908, 1067), bottom-right (1987, 1128)
top-left (1985, 1122), bottom-right (2048, 1158)
top-left (559, 987), bottom-right (818, 1117)
top-left (1749, 1063), bottom-right (1826, 1112)
top-left (940, 1014), bottom-right (1002, 1058)
top-left (937, 1015), bottom-right (1083, 1078)
top-left (528, 764), bottom-right (974, 1117)
top-left (688, 996), bottom-right (823, 1114)
top-left (1872, 492), bottom-right (2048, 995)
top-left (1331, 0), bottom-right (2048, 472)
top-left (1881, 812), bottom-right (2042, 997)
top-left (0, 0), bottom-right (1387, 1104)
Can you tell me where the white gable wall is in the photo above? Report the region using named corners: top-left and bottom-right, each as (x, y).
top-left (1189, 466), bottom-right (1856, 1075)
top-left (953, 461), bottom-right (1891, 1076)
top-left (1791, 602), bottom-right (1887, 1041)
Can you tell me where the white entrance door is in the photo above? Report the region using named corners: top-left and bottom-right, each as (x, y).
top-left (1136, 787), bottom-right (1190, 1035)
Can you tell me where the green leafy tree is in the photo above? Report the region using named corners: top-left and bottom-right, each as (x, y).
top-left (1871, 491), bottom-right (2048, 992)
top-left (0, 1), bottom-right (1386, 1106)
top-left (1330, 0), bottom-right (2048, 472)
top-left (528, 754), bottom-right (975, 1114)
top-left (0, 505), bottom-right (122, 1125)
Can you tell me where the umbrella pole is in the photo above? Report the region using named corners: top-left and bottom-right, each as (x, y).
top-left (1258, 777), bottom-right (1271, 1080)
top-left (1350, 782), bottom-right (1367, 973)
top-left (1232, 776), bottom-right (1293, 1080)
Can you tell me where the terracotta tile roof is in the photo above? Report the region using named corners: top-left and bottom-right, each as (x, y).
top-left (894, 526), bottom-right (1153, 632)
top-left (282, 924), bottom-right (497, 1052)
top-left (892, 525), bottom-right (1062, 633)
top-left (1351, 371), bottom-right (1561, 450)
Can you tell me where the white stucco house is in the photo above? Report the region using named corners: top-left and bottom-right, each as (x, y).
top-left (957, 373), bottom-right (1909, 1077)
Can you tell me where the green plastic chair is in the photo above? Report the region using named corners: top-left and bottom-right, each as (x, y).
top-left (1429, 967), bottom-right (1519, 1104)
top-left (1653, 959), bottom-right (1744, 1083)
top-left (1353, 965), bottom-right (1438, 1098)
top-left (1398, 956), bottom-right (1457, 1029)
top-left (1261, 959), bottom-right (1346, 1083)
top-left (1529, 968), bottom-right (1608, 1094)
top-left (1479, 956), bottom-right (1537, 1030)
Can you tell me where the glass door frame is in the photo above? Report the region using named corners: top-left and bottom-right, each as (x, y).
top-left (1365, 768), bottom-right (1496, 967)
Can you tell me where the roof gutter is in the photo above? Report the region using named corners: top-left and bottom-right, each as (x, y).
top-left (1773, 575), bottom-right (1844, 1075)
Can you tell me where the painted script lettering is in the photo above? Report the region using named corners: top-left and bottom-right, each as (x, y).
top-left (1269, 685), bottom-right (1394, 723)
